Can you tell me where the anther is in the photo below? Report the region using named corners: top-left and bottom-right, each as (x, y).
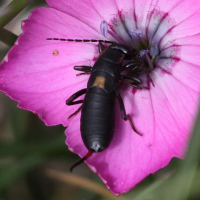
top-left (150, 44), bottom-right (159, 63)
top-left (139, 50), bottom-right (150, 57)
top-left (150, 44), bottom-right (159, 57)
top-left (100, 21), bottom-right (108, 37)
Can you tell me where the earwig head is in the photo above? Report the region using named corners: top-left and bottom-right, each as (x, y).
top-left (109, 43), bottom-right (137, 60)
top-left (70, 150), bottom-right (94, 172)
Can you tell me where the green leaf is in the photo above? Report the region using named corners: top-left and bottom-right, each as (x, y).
top-left (0, 136), bottom-right (68, 156)
top-left (0, 155), bottom-right (43, 191)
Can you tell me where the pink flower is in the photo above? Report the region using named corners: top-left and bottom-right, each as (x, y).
top-left (1, 0), bottom-right (200, 195)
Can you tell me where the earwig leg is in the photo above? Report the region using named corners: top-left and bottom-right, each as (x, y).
top-left (74, 66), bottom-right (92, 72)
top-left (123, 61), bottom-right (141, 71)
top-left (121, 75), bottom-right (149, 90)
top-left (115, 90), bottom-right (142, 136)
top-left (121, 75), bottom-right (142, 84)
top-left (76, 72), bottom-right (92, 76)
top-left (130, 84), bottom-right (149, 89)
top-left (74, 66), bottom-right (92, 76)
top-left (68, 105), bottom-right (82, 120)
top-left (147, 74), bottom-right (155, 87)
top-left (66, 88), bottom-right (87, 105)
top-left (98, 42), bottom-right (106, 53)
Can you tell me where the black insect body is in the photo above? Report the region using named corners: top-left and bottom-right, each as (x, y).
top-left (65, 42), bottom-right (147, 171)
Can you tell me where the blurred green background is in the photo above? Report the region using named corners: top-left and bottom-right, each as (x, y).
top-left (0, 1), bottom-right (200, 200)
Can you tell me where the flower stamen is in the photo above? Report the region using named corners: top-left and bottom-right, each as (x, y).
top-left (129, 29), bottom-right (143, 37)
top-left (145, 51), bottom-right (154, 71)
top-left (100, 21), bottom-right (108, 37)
top-left (150, 44), bottom-right (159, 63)
top-left (129, 29), bottom-right (143, 47)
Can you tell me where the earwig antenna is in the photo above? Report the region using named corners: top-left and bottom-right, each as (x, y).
top-left (70, 150), bottom-right (94, 172)
top-left (46, 38), bottom-right (115, 44)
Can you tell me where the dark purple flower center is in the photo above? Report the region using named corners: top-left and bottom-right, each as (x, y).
top-left (107, 8), bottom-right (181, 85)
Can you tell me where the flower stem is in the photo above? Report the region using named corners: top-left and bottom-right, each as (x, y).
top-left (0, 28), bottom-right (17, 46)
top-left (0, 0), bottom-right (33, 28)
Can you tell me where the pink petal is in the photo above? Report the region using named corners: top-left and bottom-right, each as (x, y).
top-left (161, 11), bottom-right (200, 49)
top-left (47, 0), bottom-right (118, 42)
top-left (0, 7), bottom-right (106, 126)
top-left (149, 0), bottom-right (200, 47)
top-left (47, 0), bottom-right (118, 21)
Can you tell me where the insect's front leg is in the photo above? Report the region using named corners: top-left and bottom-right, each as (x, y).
top-left (115, 90), bottom-right (142, 136)
top-left (120, 75), bottom-right (149, 89)
top-left (74, 66), bottom-right (92, 76)
top-left (98, 42), bottom-right (106, 53)
top-left (123, 61), bottom-right (142, 72)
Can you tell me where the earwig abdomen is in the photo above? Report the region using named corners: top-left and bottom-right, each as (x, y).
top-left (81, 87), bottom-right (115, 152)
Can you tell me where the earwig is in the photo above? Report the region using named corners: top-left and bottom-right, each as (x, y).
top-left (47, 37), bottom-right (147, 171)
